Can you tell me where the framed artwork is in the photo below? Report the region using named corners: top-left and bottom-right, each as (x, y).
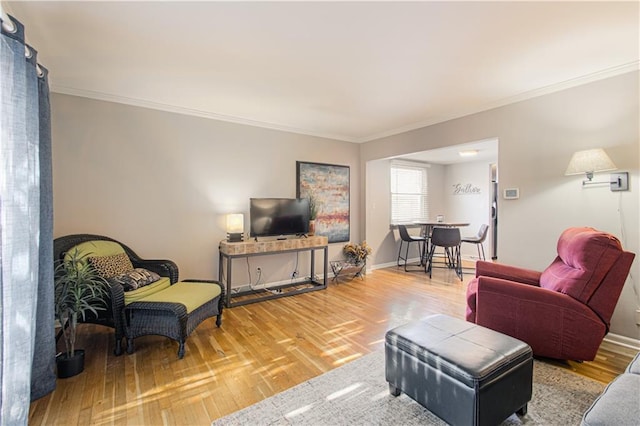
top-left (296, 161), bottom-right (350, 243)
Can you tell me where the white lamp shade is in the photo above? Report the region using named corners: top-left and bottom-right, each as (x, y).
top-left (565, 149), bottom-right (617, 176)
top-left (226, 213), bottom-right (244, 233)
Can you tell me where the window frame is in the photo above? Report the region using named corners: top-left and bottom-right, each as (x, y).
top-left (390, 160), bottom-right (430, 225)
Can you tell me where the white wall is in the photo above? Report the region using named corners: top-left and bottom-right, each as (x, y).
top-left (362, 71), bottom-right (640, 340)
top-left (366, 157), bottom-right (493, 264)
top-left (428, 164), bottom-right (446, 221)
top-left (365, 159), bottom-right (394, 265)
top-left (365, 159), bottom-right (446, 266)
top-left (51, 94), bottom-right (361, 287)
top-left (444, 160), bottom-right (493, 259)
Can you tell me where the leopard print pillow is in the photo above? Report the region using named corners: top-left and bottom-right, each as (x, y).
top-left (88, 253), bottom-right (134, 279)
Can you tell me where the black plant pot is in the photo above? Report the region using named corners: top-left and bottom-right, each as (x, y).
top-left (56, 349), bottom-right (85, 378)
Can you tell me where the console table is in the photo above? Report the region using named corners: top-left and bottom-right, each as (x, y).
top-left (218, 236), bottom-right (329, 307)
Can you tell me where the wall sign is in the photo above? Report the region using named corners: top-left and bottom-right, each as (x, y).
top-left (452, 183), bottom-right (481, 195)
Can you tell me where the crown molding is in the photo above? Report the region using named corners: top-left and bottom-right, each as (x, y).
top-left (356, 61), bottom-right (640, 143)
top-left (49, 85), bottom-right (358, 143)
top-left (51, 61), bottom-right (638, 145)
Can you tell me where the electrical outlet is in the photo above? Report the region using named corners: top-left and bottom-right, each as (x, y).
top-left (256, 267), bottom-right (261, 273)
top-left (291, 271), bottom-right (298, 279)
top-left (636, 309), bottom-right (640, 326)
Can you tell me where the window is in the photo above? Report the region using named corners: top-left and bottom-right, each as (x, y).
top-left (390, 161), bottom-right (429, 223)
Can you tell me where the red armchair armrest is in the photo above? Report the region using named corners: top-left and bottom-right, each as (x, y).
top-left (475, 260), bottom-right (541, 286)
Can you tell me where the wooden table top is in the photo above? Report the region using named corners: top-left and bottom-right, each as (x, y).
top-left (413, 221), bottom-right (470, 227)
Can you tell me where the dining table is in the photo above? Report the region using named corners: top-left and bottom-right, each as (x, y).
top-left (414, 220), bottom-right (471, 234)
top-left (413, 220), bottom-right (470, 265)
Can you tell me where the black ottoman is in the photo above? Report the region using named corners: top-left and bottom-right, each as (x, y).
top-left (385, 314), bottom-right (533, 426)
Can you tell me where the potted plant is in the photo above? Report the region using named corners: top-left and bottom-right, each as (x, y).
top-left (308, 193), bottom-right (319, 236)
top-left (343, 241), bottom-right (372, 265)
top-left (54, 248), bottom-right (109, 378)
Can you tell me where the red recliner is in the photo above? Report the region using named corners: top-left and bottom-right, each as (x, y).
top-left (466, 227), bottom-right (635, 361)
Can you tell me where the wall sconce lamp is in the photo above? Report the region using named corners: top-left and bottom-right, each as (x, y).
top-left (226, 213), bottom-right (244, 242)
top-left (564, 148), bottom-right (628, 191)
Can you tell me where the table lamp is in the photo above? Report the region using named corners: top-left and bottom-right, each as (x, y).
top-left (226, 213), bottom-right (244, 242)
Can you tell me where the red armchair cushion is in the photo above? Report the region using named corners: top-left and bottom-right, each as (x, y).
top-left (540, 227), bottom-right (624, 304)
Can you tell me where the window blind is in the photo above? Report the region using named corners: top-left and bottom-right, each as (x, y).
top-left (390, 161), bottom-right (429, 223)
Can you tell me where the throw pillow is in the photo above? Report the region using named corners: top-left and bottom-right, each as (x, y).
top-left (88, 253), bottom-right (134, 279)
top-left (109, 268), bottom-right (161, 292)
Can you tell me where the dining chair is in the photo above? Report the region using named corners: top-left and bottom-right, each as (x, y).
top-left (397, 225), bottom-right (428, 272)
top-left (425, 227), bottom-right (463, 280)
top-left (461, 224), bottom-right (489, 261)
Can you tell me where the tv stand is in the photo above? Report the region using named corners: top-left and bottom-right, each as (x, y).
top-left (218, 236), bottom-right (328, 307)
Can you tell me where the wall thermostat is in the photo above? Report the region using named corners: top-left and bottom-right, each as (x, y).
top-left (503, 188), bottom-right (519, 199)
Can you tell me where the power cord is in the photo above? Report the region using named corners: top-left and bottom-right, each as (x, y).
top-left (617, 192), bottom-right (638, 309)
top-left (291, 252), bottom-right (300, 281)
top-left (255, 267), bottom-right (263, 287)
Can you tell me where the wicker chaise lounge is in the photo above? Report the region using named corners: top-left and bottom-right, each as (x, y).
top-left (54, 234), bottom-right (224, 358)
top-left (123, 279), bottom-right (223, 358)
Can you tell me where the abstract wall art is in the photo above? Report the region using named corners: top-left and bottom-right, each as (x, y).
top-left (296, 161), bottom-right (350, 243)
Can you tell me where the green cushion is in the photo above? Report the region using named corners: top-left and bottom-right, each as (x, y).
top-left (124, 277), bottom-right (171, 305)
top-left (65, 240), bottom-right (126, 264)
top-left (137, 282), bottom-right (222, 313)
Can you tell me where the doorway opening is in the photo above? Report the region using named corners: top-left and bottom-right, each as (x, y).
top-left (364, 138), bottom-right (499, 267)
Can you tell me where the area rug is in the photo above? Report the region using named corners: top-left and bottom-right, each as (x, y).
top-left (212, 350), bottom-right (605, 426)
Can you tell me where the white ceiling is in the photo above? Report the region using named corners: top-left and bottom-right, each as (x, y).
top-left (3, 1), bottom-right (639, 143)
top-left (397, 138), bottom-right (498, 165)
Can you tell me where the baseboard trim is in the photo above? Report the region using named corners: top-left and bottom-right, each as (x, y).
top-left (371, 256), bottom-right (478, 271)
top-left (371, 259), bottom-right (422, 271)
top-left (371, 261), bottom-right (402, 270)
top-left (603, 333), bottom-right (640, 351)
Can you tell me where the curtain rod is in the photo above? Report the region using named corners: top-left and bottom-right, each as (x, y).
top-left (1, 8), bottom-right (16, 33)
top-left (1, 11), bottom-right (44, 77)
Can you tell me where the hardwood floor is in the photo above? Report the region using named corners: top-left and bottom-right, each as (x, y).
top-left (30, 266), bottom-right (637, 425)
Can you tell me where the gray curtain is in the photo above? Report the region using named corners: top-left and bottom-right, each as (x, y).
top-left (1, 13), bottom-right (56, 424)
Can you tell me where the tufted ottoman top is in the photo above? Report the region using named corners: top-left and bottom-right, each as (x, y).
top-left (385, 314), bottom-right (532, 388)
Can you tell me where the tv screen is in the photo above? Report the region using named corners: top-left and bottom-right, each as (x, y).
top-left (250, 198), bottom-right (310, 238)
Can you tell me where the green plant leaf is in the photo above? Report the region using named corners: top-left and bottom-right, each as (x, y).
top-left (54, 248), bottom-right (110, 357)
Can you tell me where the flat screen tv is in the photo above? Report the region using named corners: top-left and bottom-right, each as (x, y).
top-left (250, 198), bottom-right (310, 238)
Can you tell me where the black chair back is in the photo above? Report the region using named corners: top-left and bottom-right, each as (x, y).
top-left (431, 227), bottom-right (461, 248)
top-left (398, 224), bottom-right (413, 242)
